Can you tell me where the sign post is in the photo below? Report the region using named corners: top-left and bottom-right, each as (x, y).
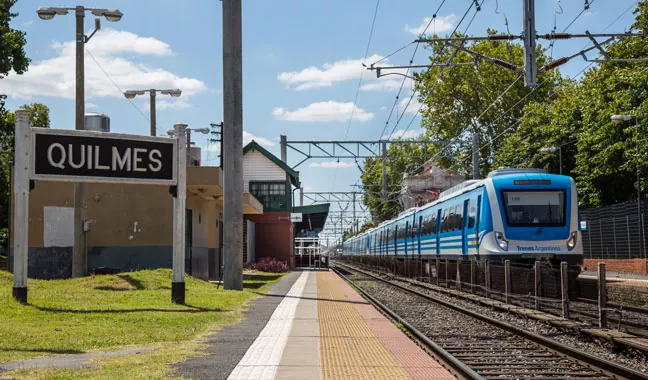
top-left (171, 124), bottom-right (187, 304)
top-left (12, 110), bottom-right (30, 304)
top-left (12, 121), bottom-right (186, 304)
top-left (290, 213), bottom-right (303, 223)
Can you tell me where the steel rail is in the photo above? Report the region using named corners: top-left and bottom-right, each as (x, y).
top-left (334, 261), bottom-right (648, 380)
top-left (330, 266), bottom-right (481, 380)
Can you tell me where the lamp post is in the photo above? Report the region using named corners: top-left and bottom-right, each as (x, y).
top-left (611, 114), bottom-right (644, 258)
top-left (540, 146), bottom-right (562, 174)
top-left (37, 5), bottom-right (122, 278)
top-left (169, 127), bottom-right (210, 165)
top-left (124, 89), bottom-right (182, 136)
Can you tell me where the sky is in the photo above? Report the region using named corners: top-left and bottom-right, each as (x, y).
top-left (2, 0), bottom-right (642, 237)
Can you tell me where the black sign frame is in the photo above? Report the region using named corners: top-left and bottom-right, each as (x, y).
top-left (30, 128), bottom-right (178, 185)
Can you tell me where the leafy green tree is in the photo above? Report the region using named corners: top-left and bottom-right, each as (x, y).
top-left (361, 141), bottom-right (442, 222)
top-left (415, 31), bottom-right (561, 177)
top-left (0, 0), bottom-right (29, 78)
top-left (0, 101), bottom-right (50, 251)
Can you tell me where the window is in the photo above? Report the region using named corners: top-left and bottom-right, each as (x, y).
top-left (441, 209), bottom-right (449, 232)
top-left (468, 200), bottom-right (476, 228)
top-left (502, 190), bottom-right (566, 226)
top-left (411, 218), bottom-right (418, 239)
top-left (249, 181), bottom-right (287, 212)
top-left (422, 214), bottom-right (437, 236)
top-left (455, 204), bottom-right (463, 231)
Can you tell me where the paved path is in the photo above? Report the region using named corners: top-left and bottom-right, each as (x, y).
top-left (0, 347), bottom-right (154, 372)
top-left (178, 269), bottom-right (452, 380)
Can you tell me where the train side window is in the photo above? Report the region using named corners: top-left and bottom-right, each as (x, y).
top-left (441, 209), bottom-right (448, 232)
top-left (468, 199), bottom-right (476, 228)
top-left (411, 219), bottom-right (418, 238)
top-left (455, 204), bottom-right (463, 231)
top-left (431, 215), bottom-right (437, 234)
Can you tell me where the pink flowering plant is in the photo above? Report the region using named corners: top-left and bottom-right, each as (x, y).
top-left (250, 257), bottom-right (289, 273)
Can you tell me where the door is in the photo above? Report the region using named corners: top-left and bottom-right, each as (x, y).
top-left (404, 221), bottom-right (409, 257)
top-left (462, 200), bottom-right (469, 255)
top-left (476, 195), bottom-right (482, 255)
top-left (436, 209), bottom-right (442, 255)
top-left (185, 209), bottom-right (193, 275)
top-left (417, 215), bottom-right (423, 256)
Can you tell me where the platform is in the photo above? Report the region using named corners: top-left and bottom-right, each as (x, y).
top-left (226, 270), bottom-right (453, 380)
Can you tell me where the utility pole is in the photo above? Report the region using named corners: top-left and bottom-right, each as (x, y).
top-left (523, 0), bottom-right (537, 87)
top-left (280, 135), bottom-right (287, 162)
top-left (352, 192), bottom-right (356, 232)
top-left (472, 132), bottom-right (480, 180)
top-left (149, 89), bottom-right (156, 137)
top-left (72, 6), bottom-right (86, 278)
top-left (222, 0), bottom-right (243, 290)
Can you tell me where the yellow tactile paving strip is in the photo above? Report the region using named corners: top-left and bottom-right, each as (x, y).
top-left (317, 271), bottom-right (411, 380)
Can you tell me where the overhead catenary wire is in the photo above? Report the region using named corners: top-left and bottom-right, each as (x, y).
top-left (85, 47), bottom-right (167, 137)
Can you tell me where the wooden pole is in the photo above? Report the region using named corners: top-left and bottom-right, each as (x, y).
top-left (534, 261), bottom-right (541, 310)
top-left (598, 262), bottom-right (607, 328)
top-left (456, 260), bottom-right (461, 291)
top-left (436, 259), bottom-right (440, 286)
top-left (470, 260), bottom-right (476, 294)
top-left (505, 260), bottom-right (511, 304)
top-left (561, 262), bottom-right (570, 320)
top-left (485, 260), bottom-right (491, 298)
top-left (445, 259), bottom-right (450, 288)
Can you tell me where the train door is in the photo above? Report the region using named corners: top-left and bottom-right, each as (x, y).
top-left (462, 200), bottom-right (469, 255)
top-left (404, 221), bottom-right (409, 257)
top-left (417, 215), bottom-right (423, 256)
top-left (476, 195), bottom-right (482, 255)
top-left (436, 209), bottom-right (442, 255)
top-left (379, 231), bottom-right (383, 256)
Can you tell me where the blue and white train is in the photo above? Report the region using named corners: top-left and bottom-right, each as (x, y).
top-left (343, 168), bottom-right (583, 267)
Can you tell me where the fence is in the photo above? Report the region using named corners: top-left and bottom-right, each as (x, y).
top-left (338, 257), bottom-right (648, 334)
top-left (581, 200), bottom-right (648, 259)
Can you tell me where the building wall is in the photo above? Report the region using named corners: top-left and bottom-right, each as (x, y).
top-left (583, 258), bottom-right (648, 274)
top-left (10, 179), bottom-right (220, 280)
top-left (242, 151), bottom-right (286, 192)
top-left (247, 212), bottom-right (294, 267)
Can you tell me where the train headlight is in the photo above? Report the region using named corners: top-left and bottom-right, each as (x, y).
top-left (495, 231), bottom-right (508, 251)
top-left (566, 231), bottom-right (578, 251)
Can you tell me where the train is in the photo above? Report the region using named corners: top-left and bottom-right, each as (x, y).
top-left (342, 168), bottom-right (583, 268)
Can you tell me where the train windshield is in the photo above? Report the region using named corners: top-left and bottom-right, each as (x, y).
top-left (502, 190), bottom-right (566, 227)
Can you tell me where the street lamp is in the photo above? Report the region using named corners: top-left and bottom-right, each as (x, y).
top-left (611, 114), bottom-right (644, 259)
top-left (540, 146), bottom-right (561, 174)
top-left (168, 127), bottom-right (209, 165)
top-left (37, 5), bottom-right (122, 278)
top-left (123, 89), bottom-right (182, 136)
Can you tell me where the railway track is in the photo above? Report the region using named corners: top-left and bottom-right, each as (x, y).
top-left (333, 261), bottom-right (648, 380)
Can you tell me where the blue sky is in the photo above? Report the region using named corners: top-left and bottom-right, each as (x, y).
top-left (2, 0), bottom-right (642, 235)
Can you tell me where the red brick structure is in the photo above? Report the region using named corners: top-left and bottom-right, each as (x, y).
top-left (247, 212), bottom-right (294, 267)
top-left (583, 258), bottom-right (648, 274)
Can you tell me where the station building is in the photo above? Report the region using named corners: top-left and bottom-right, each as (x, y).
top-left (9, 140), bottom-right (329, 281)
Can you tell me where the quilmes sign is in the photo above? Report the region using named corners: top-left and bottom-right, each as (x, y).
top-left (31, 129), bottom-right (177, 185)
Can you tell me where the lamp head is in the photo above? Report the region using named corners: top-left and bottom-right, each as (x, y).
top-left (161, 89), bottom-right (182, 98)
top-left (167, 130), bottom-right (176, 137)
top-left (37, 7), bottom-right (65, 20)
top-left (92, 9), bottom-right (123, 22)
top-left (611, 114), bottom-right (633, 124)
top-left (540, 147), bottom-right (558, 154)
top-left (193, 128), bottom-right (210, 135)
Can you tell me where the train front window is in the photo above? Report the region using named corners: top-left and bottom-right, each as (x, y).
top-left (502, 190), bottom-right (566, 227)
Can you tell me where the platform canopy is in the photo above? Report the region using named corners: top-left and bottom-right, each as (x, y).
top-left (292, 204), bottom-right (330, 237)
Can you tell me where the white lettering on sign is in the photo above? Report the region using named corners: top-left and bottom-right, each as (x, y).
top-left (68, 144), bottom-right (85, 169)
top-left (112, 147), bottom-right (131, 171)
top-left (94, 146), bottom-right (110, 170)
top-left (148, 149), bottom-right (162, 172)
top-left (133, 148), bottom-right (146, 172)
top-left (47, 143), bottom-right (66, 169)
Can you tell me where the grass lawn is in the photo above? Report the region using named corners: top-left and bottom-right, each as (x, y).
top-left (0, 269), bottom-right (285, 378)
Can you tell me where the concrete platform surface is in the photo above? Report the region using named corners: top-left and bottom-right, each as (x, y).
top-left (182, 269), bottom-right (453, 380)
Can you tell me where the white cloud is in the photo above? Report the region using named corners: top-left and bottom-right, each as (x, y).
top-left (405, 14), bottom-right (457, 36)
top-left (142, 99), bottom-right (192, 111)
top-left (380, 106), bottom-right (387, 111)
top-left (361, 78), bottom-right (413, 92)
top-left (86, 102), bottom-right (98, 109)
top-left (272, 101), bottom-right (374, 123)
top-left (398, 95), bottom-right (423, 115)
top-left (382, 129), bottom-right (424, 140)
top-left (20, 20), bottom-right (34, 28)
top-left (309, 161), bottom-right (355, 168)
top-left (205, 131), bottom-right (275, 153)
top-left (278, 54), bottom-right (383, 91)
top-left (2, 28), bottom-right (207, 100)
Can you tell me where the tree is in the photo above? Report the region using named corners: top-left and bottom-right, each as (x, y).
top-left (496, 1), bottom-right (648, 207)
top-left (415, 31), bottom-right (561, 177)
top-left (0, 0), bottom-right (29, 78)
top-left (0, 101), bottom-right (50, 251)
top-left (361, 141), bottom-right (441, 222)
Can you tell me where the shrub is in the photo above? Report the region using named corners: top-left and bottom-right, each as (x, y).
top-left (250, 257), bottom-right (289, 273)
